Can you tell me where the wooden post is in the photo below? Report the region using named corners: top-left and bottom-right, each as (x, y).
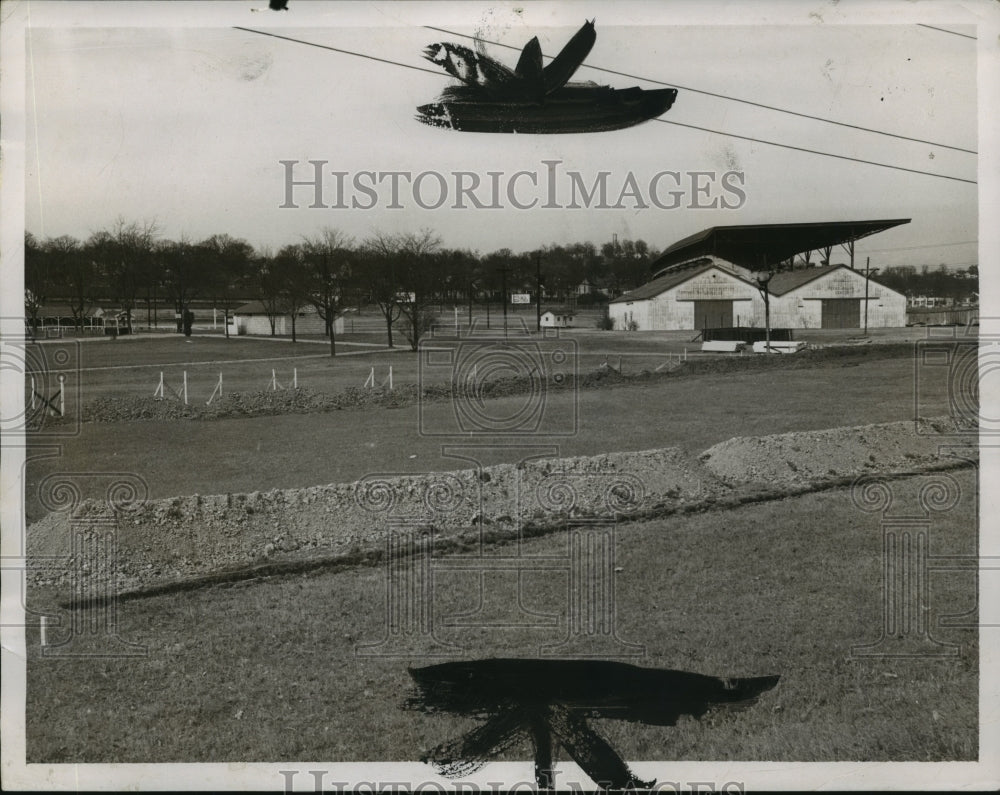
top-left (58, 375), bottom-right (65, 417)
top-left (183, 371), bottom-right (188, 405)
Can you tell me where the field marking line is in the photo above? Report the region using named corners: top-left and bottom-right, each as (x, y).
top-left (210, 334), bottom-right (388, 347)
top-left (26, 348), bottom-right (395, 374)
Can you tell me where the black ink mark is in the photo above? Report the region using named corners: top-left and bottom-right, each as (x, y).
top-left (418, 21), bottom-right (678, 134)
top-left (269, 0), bottom-right (289, 10)
top-left (406, 658), bottom-right (779, 791)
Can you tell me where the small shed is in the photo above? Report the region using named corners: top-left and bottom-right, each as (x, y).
top-left (540, 308), bottom-right (576, 328)
top-left (229, 301), bottom-right (344, 337)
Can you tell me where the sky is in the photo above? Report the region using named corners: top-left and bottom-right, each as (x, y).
top-left (19, 3), bottom-right (983, 269)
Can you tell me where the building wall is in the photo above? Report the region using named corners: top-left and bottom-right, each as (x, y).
top-left (610, 267), bottom-right (758, 330)
top-left (770, 269), bottom-right (907, 329)
top-left (609, 265), bottom-right (907, 330)
top-left (230, 313), bottom-right (344, 336)
top-left (540, 313), bottom-right (574, 328)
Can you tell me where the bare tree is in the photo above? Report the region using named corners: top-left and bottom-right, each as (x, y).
top-left (362, 232), bottom-right (404, 348)
top-left (200, 234), bottom-right (253, 338)
top-left (91, 216), bottom-right (159, 333)
top-left (274, 244), bottom-right (312, 342)
top-left (253, 247), bottom-right (283, 336)
top-left (300, 227), bottom-right (354, 356)
top-left (25, 232), bottom-right (52, 333)
top-left (158, 238), bottom-right (203, 332)
top-left (50, 235), bottom-right (100, 333)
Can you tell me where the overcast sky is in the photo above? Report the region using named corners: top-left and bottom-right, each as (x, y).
top-left (21, 2), bottom-right (982, 268)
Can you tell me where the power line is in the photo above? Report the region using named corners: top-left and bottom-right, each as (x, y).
top-left (234, 26), bottom-right (977, 184)
top-left (652, 118), bottom-right (976, 184)
top-left (233, 26), bottom-right (443, 77)
top-left (916, 23), bottom-right (977, 40)
top-left (864, 239), bottom-right (978, 253)
top-left (424, 24), bottom-right (978, 155)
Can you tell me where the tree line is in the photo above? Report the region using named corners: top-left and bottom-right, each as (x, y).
top-left (874, 264), bottom-right (978, 303)
top-left (24, 218), bottom-right (660, 353)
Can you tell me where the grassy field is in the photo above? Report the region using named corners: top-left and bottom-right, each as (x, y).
top-left (22, 349), bottom-right (951, 523)
top-left (25, 472), bottom-right (978, 764)
top-left (29, 324), bottom-right (941, 405)
top-left (21, 328), bottom-right (978, 774)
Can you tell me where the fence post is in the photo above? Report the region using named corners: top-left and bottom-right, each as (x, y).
top-left (183, 371), bottom-right (188, 405)
top-left (388, 366), bottom-right (393, 391)
top-left (30, 376), bottom-right (35, 410)
top-left (58, 374), bottom-right (65, 417)
top-left (293, 368), bottom-right (298, 389)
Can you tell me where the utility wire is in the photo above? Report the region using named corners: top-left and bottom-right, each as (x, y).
top-left (424, 24), bottom-right (978, 155)
top-left (652, 117), bottom-right (976, 184)
top-left (233, 26), bottom-right (443, 77)
top-left (865, 239), bottom-right (977, 253)
top-left (916, 23), bottom-right (977, 40)
top-left (234, 26), bottom-right (977, 185)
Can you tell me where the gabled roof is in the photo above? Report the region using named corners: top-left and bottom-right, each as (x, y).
top-left (234, 300), bottom-right (273, 314)
top-left (610, 260), bottom-right (756, 303)
top-left (651, 219), bottom-right (911, 275)
top-left (768, 264), bottom-right (896, 295)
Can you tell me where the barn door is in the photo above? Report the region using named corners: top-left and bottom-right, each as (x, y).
top-left (693, 300), bottom-right (734, 329)
top-left (821, 299), bottom-right (861, 328)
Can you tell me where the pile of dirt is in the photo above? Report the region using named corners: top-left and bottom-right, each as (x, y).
top-left (26, 446), bottom-right (707, 594)
top-left (700, 416), bottom-right (975, 485)
top-left (26, 414), bottom-right (977, 597)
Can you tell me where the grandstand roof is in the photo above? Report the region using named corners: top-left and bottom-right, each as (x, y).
top-left (610, 259), bottom-right (755, 303)
top-left (650, 219), bottom-right (911, 275)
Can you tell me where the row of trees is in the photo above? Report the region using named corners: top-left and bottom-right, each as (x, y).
top-left (874, 264), bottom-right (978, 303)
top-left (25, 217), bottom-right (662, 352)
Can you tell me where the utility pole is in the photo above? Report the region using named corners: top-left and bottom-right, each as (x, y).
top-left (497, 264), bottom-right (509, 340)
top-left (535, 253), bottom-right (542, 333)
top-left (864, 257), bottom-right (879, 337)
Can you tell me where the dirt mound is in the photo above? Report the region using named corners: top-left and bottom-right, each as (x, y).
top-left (701, 416), bottom-right (974, 484)
top-left (26, 446), bottom-right (706, 594)
top-left (27, 415), bottom-right (974, 596)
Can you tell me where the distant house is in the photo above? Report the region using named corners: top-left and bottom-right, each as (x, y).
top-left (228, 301), bottom-right (344, 337)
top-left (576, 279), bottom-right (593, 296)
top-left (540, 308), bottom-right (576, 328)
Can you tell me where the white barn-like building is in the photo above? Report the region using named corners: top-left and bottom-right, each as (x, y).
top-left (609, 220), bottom-right (910, 331)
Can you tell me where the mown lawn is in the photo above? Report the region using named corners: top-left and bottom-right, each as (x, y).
top-left (26, 471), bottom-right (978, 766)
top-left (23, 349), bottom-right (953, 525)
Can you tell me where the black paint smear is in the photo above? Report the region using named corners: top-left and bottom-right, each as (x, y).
top-left (406, 658), bottom-right (779, 791)
top-left (269, 0), bottom-right (289, 10)
top-left (418, 21), bottom-right (678, 134)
